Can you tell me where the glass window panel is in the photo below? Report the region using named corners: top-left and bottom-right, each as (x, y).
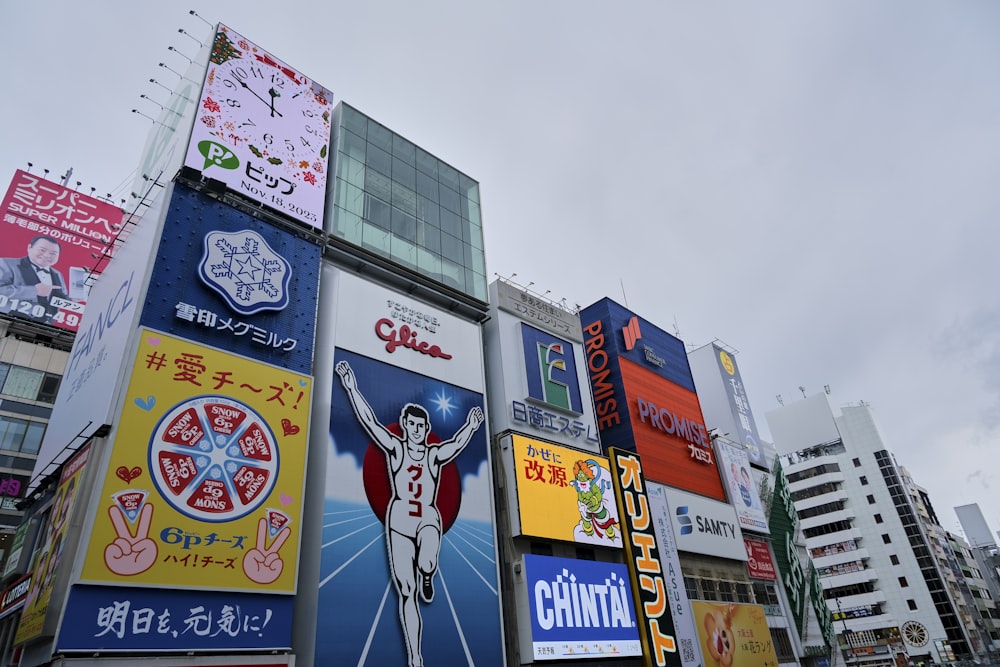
top-left (365, 196), bottom-right (391, 231)
top-left (22, 421), bottom-right (45, 454)
top-left (467, 202), bottom-right (481, 227)
top-left (391, 208), bottom-right (417, 243)
top-left (439, 184), bottom-right (460, 214)
top-left (38, 374), bottom-right (60, 404)
top-left (468, 222), bottom-right (484, 251)
top-left (391, 181), bottom-right (417, 216)
top-left (415, 148), bottom-right (438, 178)
top-left (335, 179), bottom-right (365, 218)
top-left (333, 208), bottom-right (363, 245)
top-left (420, 224), bottom-right (441, 255)
top-left (365, 168), bottom-right (392, 203)
top-left (417, 250), bottom-right (442, 279)
top-left (0, 364), bottom-right (9, 389)
top-left (390, 236), bottom-right (417, 271)
top-left (470, 247), bottom-right (485, 274)
top-left (340, 129), bottom-right (366, 161)
top-left (417, 196), bottom-right (440, 228)
top-left (440, 208), bottom-right (463, 241)
top-left (438, 162), bottom-right (460, 191)
top-left (416, 171), bottom-right (438, 202)
top-left (460, 174), bottom-right (479, 203)
top-left (470, 272), bottom-right (486, 301)
top-left (440, 232), bottom-right (464, 264)
top-left (3, 367), bottom-right (43, 400)
top-left (0, 417), bottom-right (27, 452)
top-left (440, 259), bottom-right (466, 292)
top-left (362, 224), bottom-right (390, 255)
top-left (367, 121), bottom-right (392, 151)
top-left (339, 153), bottom-right (366, 189)
top-left (342, 106), bottom-right (367, 138)
top-left (392, 134), bottom-right (415, 165)
top-left (392, 157), bottom-right (415, 190)
top-left (366, 144), bottom-right (391, 176)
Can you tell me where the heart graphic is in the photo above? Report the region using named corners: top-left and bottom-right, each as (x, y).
top-left (135, 396), bottom-right (156, 411)
top-left (116, 466), bottom-right (142, 484)
top-left (281, 419), bottom-right (300, 436)
top-left (147, 337), bottom-right (161, 347)
top-left (280, 493), bottom-right (293, 506)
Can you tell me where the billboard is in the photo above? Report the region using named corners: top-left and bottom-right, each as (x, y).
top-left (184, 24), bottom-right (333, 230)
top-left (510, 435), bottom-right (622, 547)
top-left (744, 538), bottom-right (778, 581)
top-left (79, 329), bottom-right (311, 595)
top-left (485, 280), bottom-right (600, 450)
top-left (580, 299), bottom-right (725, 500)
top-left (609, 448), bottom-right (682, 667)
top-left (57, 585), bottom-right (293, 652)
top-left (317, 270), bottom-right (502, 667)
top-left (647, 483), bottom-right (705, 667)
top-left (690, 602), bottom-right (780, 667)
top-left (523, 554), bottom-right (641, 660)
top-left (32, 177), bottom-right (167, 485)
top-left (659, 487), bottom-right (747, 561)
top-left (1, 169), bottom-right (123, 331)
top-left (138, 183), bottom-right (321, 374)
top-left (15, 444), bottom-right (90, 644)
top-left (715, 441), bottom-right (769, 534)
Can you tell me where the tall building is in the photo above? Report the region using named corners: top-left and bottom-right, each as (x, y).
top-left (766, 393), bottom-right (980, 667)
top-left (954, 504), bottom-right (1000, 654)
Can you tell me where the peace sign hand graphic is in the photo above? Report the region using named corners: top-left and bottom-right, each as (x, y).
top-left (104, 503), bottom-right (158, 576)
top-left (242, 517), bottom-right (290, 584)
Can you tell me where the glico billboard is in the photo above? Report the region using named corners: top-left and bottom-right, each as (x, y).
top-left (580, 299), bottom-right (725, 500)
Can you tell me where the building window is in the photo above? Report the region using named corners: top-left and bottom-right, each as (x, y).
top-left (908, 599), bottom-right (917, 610)
top-left (770, 627), bottom-right (796, 661)
top-left (890, 554), bottom-right (900, 565)
top-left (684, 576), bottom-right (698, 601)
top-left (701, 579), bottom-right (719, 601)
top-left (852, 457), bottom-right (861, 467)
top-left (859, 476), bottom-right (868, 485)
top-left (2, 366), bottom-right (44, 400)
top-left (0, 416), bottom-right (46, 454)
top-left (736, 582), bottom-right (752, 603)
top-left (530, 542), bottom-right (552, 556)
top-left (752, 581), bottom-right (780, 606)
top-left (899, 576), bottom-right (908, 587)
top-left (718, 581), bottom-right (734, 602)
top-left (874, 514), bottom-right (883, 524)
top-left (882, 534), bottom-right (892, 544)
top-left (867, 495), bottom-right (876, 504)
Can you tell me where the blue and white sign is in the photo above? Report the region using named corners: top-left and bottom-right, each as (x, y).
top-left (57, 584), bottom-right (293, 652)
top-left (524, 554), bottom-right (642, 661)
top-left (198, 230), bottom-right (291, 315)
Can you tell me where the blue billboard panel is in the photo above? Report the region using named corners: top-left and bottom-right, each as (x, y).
top-left (138, 183), bottom-right (321, 374)
top-left (580, 298), bottom-right (695, 392)
top-left (57, 584), bottom-right (293, 652)
top-left (521, 322), bottom-right (584, 414)
top-left (318, 348), bottom-right (502, 667)
top-left (524, 554), bottom-right (641, 661)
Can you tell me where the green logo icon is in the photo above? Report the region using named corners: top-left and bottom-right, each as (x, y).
top-left (198, 140), bottom-right (240, 171)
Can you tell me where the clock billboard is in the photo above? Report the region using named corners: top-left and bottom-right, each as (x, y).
top-left (184, 24), bottom-right (334, 230)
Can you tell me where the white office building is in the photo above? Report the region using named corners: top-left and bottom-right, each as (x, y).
top-left (766, 393), bottom-right (975, 667)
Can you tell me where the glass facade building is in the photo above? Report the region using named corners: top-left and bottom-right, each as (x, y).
top-left (329, 103), bottom-right (487, 303)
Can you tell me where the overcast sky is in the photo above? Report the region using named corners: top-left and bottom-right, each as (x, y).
top-left (3, 1), bottom-right (999, 536)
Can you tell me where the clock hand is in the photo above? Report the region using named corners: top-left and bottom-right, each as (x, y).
top-left (267, 88), bottom-right (283, 118)
top-left (234, 78), bottom-right (274, 110)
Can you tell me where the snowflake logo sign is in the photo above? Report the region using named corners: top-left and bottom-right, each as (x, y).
top-left (198, 230), bottom-right (292, 315)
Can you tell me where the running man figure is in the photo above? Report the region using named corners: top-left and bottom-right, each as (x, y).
top-left (336, 360), bottom-right (485, 667)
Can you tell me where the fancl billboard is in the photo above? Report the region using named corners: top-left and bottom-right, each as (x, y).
top-left (317, 268), bottom-right (502, 667)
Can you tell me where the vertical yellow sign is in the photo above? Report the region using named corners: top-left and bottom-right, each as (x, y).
top-left (15, 445), bottom-right (90, 644)
top-left (80, 329), bottom-right (311, 593)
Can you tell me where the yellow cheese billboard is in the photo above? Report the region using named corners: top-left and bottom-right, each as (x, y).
top-left (80, 329), bottom-right (311, 593)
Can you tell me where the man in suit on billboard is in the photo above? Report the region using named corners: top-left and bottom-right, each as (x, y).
top-left (0, 235), bottom-right (68, 324)
top-left (336, 360), bottom-right (484, 667)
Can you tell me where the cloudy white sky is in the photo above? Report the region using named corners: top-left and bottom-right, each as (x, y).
top-left (3, 2), bottom-right (998, 535)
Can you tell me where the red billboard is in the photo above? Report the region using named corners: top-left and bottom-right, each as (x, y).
top-left (744, 538), bottom-right (778, 580)
top-left (619, 358), bottom-right (726, 500)
top-left (0, 170), bottom-right (122, 332)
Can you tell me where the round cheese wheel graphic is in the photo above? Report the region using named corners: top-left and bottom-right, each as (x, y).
top-left (148, 396), bottom-right (279, 522)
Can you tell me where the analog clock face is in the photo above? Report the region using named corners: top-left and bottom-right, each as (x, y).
top-left (184, 24), bottom-right (333, 229)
